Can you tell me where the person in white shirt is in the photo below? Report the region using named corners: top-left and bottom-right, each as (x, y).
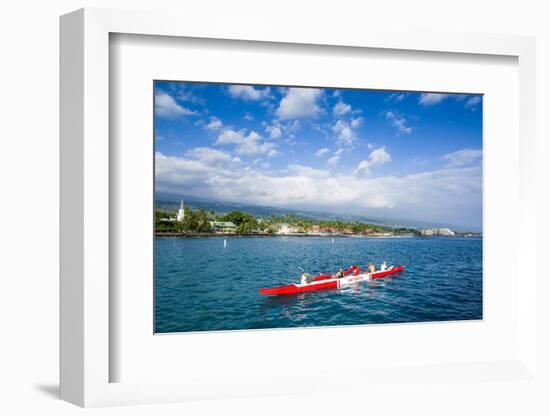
top-left (380, 261), bottom-right (388, 271)
top-left (301, 272), bottom-right (310, 285)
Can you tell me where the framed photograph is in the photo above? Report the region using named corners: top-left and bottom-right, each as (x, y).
top-left (153, 80), bottom-right (483, 334)
top-left (60, 8), bottom-right (538, 408)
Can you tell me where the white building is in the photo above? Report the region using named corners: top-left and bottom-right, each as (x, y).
top-left (277, 223), bottom-right (299, 235)
top-left (209, 221), bottom-right (237, 234)
top-left (420, 227), bottom-right (455, 236)
top-left (176, 200), bottom-right (185, 222)
top-left (437, 227), bottom-right (455, 236)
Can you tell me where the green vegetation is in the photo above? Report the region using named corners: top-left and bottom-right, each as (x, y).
top-left (155, 206), bottom-right (419, 236)
top-left (155, 210), bottom-right (179, 232)
top-left (155, 207), bottom-right (213, 233)
top-left (219, 211), bottom-right (258, 233)
top-left (181, 207), bottom-right (212, 232)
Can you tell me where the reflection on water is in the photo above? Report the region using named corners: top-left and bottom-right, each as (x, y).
top-left (155, 236), bottom-right (482, 333)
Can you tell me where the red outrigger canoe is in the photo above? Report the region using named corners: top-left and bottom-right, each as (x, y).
top-left (259, 265), bottom-right (405, 296)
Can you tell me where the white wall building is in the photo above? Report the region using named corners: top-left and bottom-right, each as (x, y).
top-left (420, 227), bottom-right (455, 236)
top-left (277, 223), bottom-right (299, 235)
top-left (437, 228), bottom-right (455, 236)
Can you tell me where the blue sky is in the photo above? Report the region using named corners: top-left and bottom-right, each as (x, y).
top-left (154, 81), bottom-right (483, 230)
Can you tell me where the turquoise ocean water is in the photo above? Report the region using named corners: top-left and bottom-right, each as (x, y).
top-left (155, 236), bottom-right (482, 333)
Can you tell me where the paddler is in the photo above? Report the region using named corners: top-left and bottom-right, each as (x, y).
top-left (335, 268), bottom-right (345, 279)
top-left (380, 261), bottom-right (387, 271)
top-left (367, 262), bottom-right (376, 273)
top-left (300, 272), bottom-right (310, 285)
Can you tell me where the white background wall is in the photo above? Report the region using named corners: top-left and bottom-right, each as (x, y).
top-left (0, 1), bottom-right (548, 415)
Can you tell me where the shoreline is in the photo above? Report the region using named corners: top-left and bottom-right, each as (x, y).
top-left (155, 232), bottom-right (404, 238)
top-left (154, 232), bottom-right (481, 238)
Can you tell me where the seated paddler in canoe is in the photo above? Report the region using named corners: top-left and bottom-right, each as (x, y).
top-left (302, 262), bottom-right (391, 284)
top-left (303, 266), bottom-right (353, 283)
top-left (365, 261), bottom-right (387, 273)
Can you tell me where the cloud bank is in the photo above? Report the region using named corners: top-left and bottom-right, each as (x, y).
top-left (156, 147), bottom-right (482, 228)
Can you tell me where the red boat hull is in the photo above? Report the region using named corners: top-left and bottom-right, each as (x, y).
top-left (259, 265), bottom-right (405, 296)
top-left (372, 264), bottom-right (405, 278)
top-left (259, 280), bottom-right (338, 296)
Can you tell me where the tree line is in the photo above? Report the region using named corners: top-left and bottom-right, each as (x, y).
top-left (155, 207), bottom-right (417, 235)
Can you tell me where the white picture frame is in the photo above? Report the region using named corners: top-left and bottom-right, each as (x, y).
top-left (60, 8), bottom-right (538, 407)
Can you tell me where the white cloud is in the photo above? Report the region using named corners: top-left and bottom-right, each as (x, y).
top-left (288, 164), bottom-right (328, 178)
top-left (286, 120), bottom-right (301, 132)
top-left (419, 93), bottom-right (482, 109)
top-left (443, 148), bottom-right (482, 168)
top-left (205, 117), bottom-right (223, 130)
top-left (215, 129), bottom-right (276, 156)
top-left (276, 88), bottom-right (322, 120)
top-left (216, 129), bottom-right (247, 145)
top-left (327, 149), bottom-right (343, 166)
top-left (350, 117), bottom-right (363, 128)
top-left (315, 148), bottom-right (330, 157)
top-left (237, 140), bottom-right (276, 157)
top-left (155, 92), bottom-right (197, 118)
top-left (418, 93), bottom-right (450, 106)
top-left (228, 85), bottom-right (271, 101)
top-left (387, 93), bottom-right (405, 103)
top-left (263, 119), bottom-right (300, 141)
top-left (265, 124), bottom-right (282, 139)
top-left (385, 111), bottom-right (412, 134)
top-left (244, 112), bottom-right (254, 121)
top-left (155, 151), bottom-right (482, 227)
top-left (331, 115), bottom-right (363, 147)
top-left (354, 147), bottom-right (391, 177)
top-left (175, 86), bottom-right (205, 105)
top-left (465, 96), bottom-right (482, 108)
top-left (332, 120), bottom-right (354, 145)
top-left (333, 101), bottom-right (352, 117)
top-left (327, 155), bottom-right (340, 166)
top-left (186, 147), bottom-right (234, 164)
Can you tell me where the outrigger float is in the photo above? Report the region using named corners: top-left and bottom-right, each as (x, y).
top-left (259, 264), bottom-right (405, 296)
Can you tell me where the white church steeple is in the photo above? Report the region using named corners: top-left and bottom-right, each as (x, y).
top-left (176, 200), bottom-right (185, 222)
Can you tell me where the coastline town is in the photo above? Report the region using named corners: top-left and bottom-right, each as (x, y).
top-left (156, 201), bottom-right (480, 238)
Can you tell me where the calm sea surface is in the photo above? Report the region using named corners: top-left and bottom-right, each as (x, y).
top-left (155, 236), bottom-right (482, 333)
